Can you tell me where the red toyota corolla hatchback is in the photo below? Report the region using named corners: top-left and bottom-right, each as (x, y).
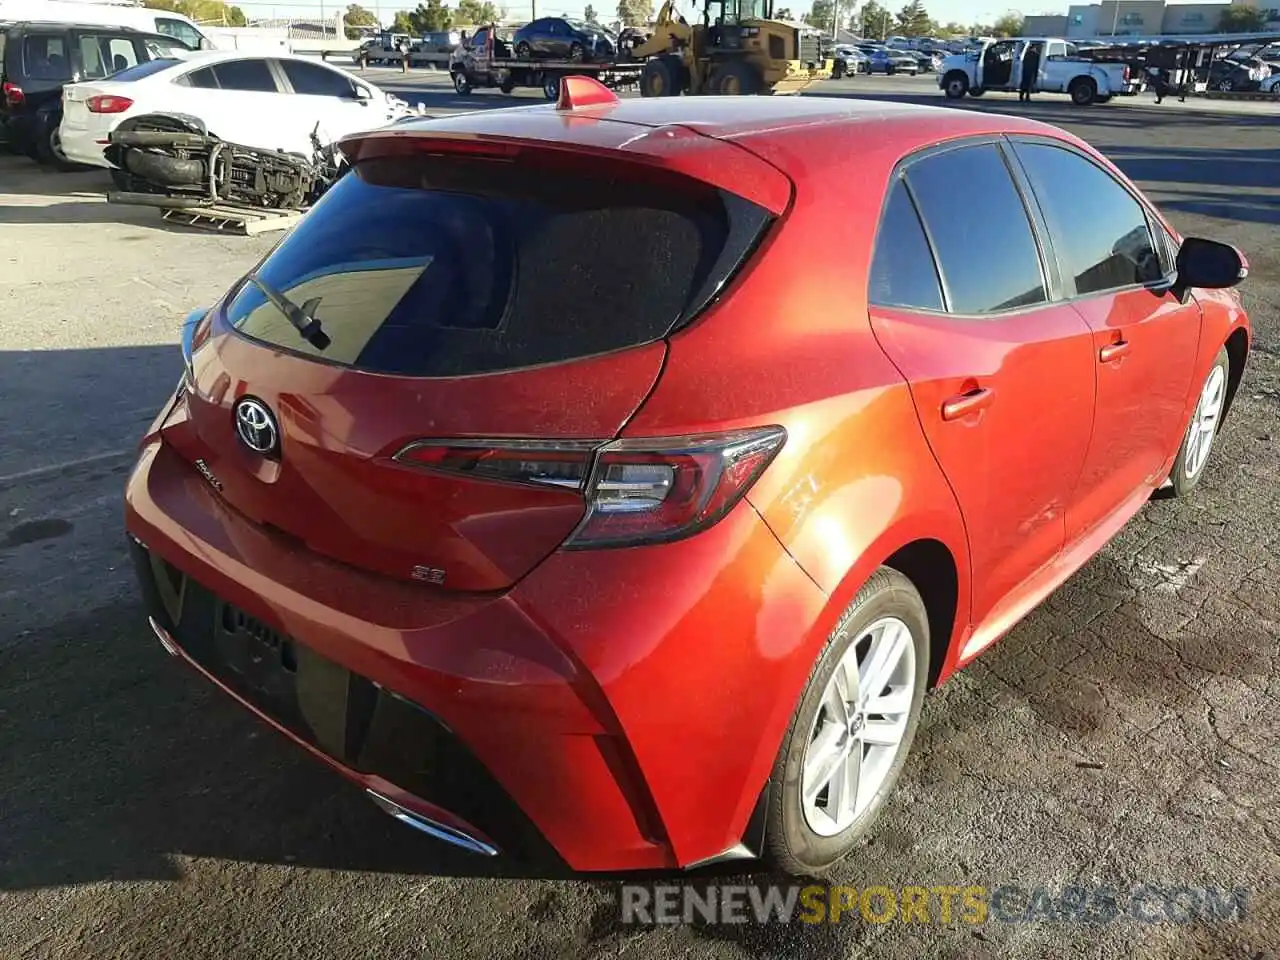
top-left (124, 82), bottom-right (1251, 877)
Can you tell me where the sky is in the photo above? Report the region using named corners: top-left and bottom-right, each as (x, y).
top-left (233, 0), bottom-right (1056, 31)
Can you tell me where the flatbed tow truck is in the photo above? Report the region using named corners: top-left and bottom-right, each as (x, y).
top-left (450, 0), bottom-right (830, 100)
top-left (450, 27), bottom-right (643, 100)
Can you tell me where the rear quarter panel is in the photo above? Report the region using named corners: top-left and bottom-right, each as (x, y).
top-left (611, 125), bottom-right (972, 860)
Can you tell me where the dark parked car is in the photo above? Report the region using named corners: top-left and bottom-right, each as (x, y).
top-left (1208, 56), bottom-right (1267, 92)
top-left (0, 20), bottom-right (186, 166)
top-left (512, 17), bottom-right (616, 61)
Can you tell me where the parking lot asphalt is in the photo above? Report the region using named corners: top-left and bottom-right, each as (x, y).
top-left (1, 75), bottom-right (1277, 960)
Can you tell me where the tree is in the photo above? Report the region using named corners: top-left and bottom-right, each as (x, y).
top-left (991, 11), bottom-right (1022, 35)
top-left (941, 19), bottom-right (965, 35)
top-left (143, 0), bottom-right (244, 26)
top-left (895, 0), bottom-right (932, 35)
top-left (391, 9), bottom-right (415, 31)
top-left (803, 0), bottom-right (836, 32)
top-left (344, 2), bottom-right (378, 38)
top-left (583, 3), bottom-right (598, 20)
top-left (776, 6), bottom-right (793, 19)
top-left (616, 0), bottom-right (653, 25)
top-left (1219, 4), bottom-right (1267, 31)
top-left (407, 0), bottom-right (452, 31)
top-left (859, 0), bottom-right (891, 38)
top-left (455, 0), bottom-right (498, 22)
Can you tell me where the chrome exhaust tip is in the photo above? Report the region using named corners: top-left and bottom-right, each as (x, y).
top-left (148, 616), bottom-right (181, 657)
top-left (366, 789), bottom-right (499, 857)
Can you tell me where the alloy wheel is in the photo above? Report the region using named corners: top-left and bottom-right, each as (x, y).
top-left (800, 616), bottom-right (916, 837)
top-left (1183, 364), bottom-right (1226, 480)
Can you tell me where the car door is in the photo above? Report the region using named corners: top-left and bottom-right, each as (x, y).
top-left (866, 140), bottom-right (1096, 629)
top-left (1007, 137), bottom-right (1201, 546)
top-left (277, 58), bottom-right (389, 145)
top-left (174, 58), bottom-right (296, 152)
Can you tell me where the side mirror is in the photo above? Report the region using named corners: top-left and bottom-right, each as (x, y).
top-left (1170, 236), bottom-right (1248, 302)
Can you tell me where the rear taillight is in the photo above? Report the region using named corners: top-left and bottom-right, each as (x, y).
top-left (395, 440), bottom-right (598, 490)
top-left (2, 82), bottom-right (23, 108)
top-left (394, 428), bottom-right (786, 549)
top-left (568, 428), bottom-right (786, 548)
top-left (86, 94), bottom-right (134, 114)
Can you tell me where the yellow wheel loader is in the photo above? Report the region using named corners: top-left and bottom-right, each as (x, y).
top-left (631, 0), bottom-right (832, 96)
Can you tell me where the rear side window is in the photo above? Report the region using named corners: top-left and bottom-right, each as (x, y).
top-left (184, 66), bottom-right (219, 88)
top-left (211, 58), bottom-right (276, 92)
top-left (22, 34), bottom-right (71, 81)
top-left (1011, 140), bottom-right (1163, 296)
top-left (109, 57), bottom-right (184, 82)
top-left (224, 156), bottom-right (772, 377)
top-left (905, 143), bottom-right (1046, 314)
top-left (869, 178), bottom-right (944, 312)
top-left (281, 59), bottom-right (356, 97)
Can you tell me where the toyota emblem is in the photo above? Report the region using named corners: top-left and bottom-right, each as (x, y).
top-left (234, 396), bottom-right (279, 456)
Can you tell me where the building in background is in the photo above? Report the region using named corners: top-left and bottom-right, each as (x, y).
top-left (1045, 0), bottom-right (1280, 36)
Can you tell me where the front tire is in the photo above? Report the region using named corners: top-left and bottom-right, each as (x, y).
top-left (943, 71), bottom-right (968, 98)
top-left (765, 567), bottom-right (930, 878)
top-left (640, 55), bottom-right (681, 97)
top-left (1168, 347), bottom-right (1230, 497)
top-left (452, 70), bottom-right (473, 95)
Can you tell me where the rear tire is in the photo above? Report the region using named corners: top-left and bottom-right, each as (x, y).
top-left (1069, 76), bottom-right (1097, 105)
top-left (542, 74), bottom-right (562, 101)
top-left (708, 59), bottom-right (762, 95)
top-left (765, 567), bottom-right (930, 878)
top-left (967, 86), bottom-right (985, 97)
top-left (35, 115), bottom-right (80, 171)
top-left (1167, 348), bottom-right (1230, 497)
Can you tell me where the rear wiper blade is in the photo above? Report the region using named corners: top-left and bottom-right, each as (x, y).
top-left (247, 273), bottom-right (331, 351)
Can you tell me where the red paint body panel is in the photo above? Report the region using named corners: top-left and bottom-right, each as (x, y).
top-left (1065, 291), bottom-right (1201, 543)
top-left (869, 303), bottom-right (1096, 627)
top-left (166, 314), bottom-right (665, 591)
top-left (124, 98), bottom-right (1254, 872)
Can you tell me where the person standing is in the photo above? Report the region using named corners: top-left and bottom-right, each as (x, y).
top-left (1019, 42), bottom-right (1041, 102)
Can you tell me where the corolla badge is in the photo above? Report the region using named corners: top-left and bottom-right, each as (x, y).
top-left (234, 396), bottom-right (279, 456)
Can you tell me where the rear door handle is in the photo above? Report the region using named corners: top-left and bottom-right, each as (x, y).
top-left (941, 387), bottom-right (995, 421)
top-left (1099, 340), bottom-right (1131, 363)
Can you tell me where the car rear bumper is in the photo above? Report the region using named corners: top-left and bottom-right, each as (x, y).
top-left (124, 419), bottom-right (829, 871)
top-left (58, 126), bottom-right (112, 167)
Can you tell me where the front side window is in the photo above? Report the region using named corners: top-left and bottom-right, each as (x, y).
top-left (281, 59), bottom-right (357, 97)
top-left (154, 17), bottom-right (203, 50)
top-left (904, 143), bottom-right (1047, 314)
top-left (1011, 140), bottom-right (1162, 296)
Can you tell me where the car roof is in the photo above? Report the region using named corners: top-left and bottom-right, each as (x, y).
top-left (356, 96), bottom-right (1076, 209)
top-left (146, 49), bottom-right (353, 67)
top-left (6, 19), bottom-right (154, 31)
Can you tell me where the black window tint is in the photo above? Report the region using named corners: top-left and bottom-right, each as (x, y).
top-left (282, 59), bottom-right (356, 96)
top-left (22, 35), bottom-right (71, 81)
top-left (869, 178), bottom-right (944, 312)
top-left (185, 66), bottom-right (219, 87)
top-left (1013, 141), bottom-right (1162, 295)
top-left (224, 157), bottom-right (772, 377)
top-left (110, 57), bottom-right (185, 82)
top-left (905, 144), bottom-right (1046, 314)
top-left (211, 58), bottom-right (276, 92)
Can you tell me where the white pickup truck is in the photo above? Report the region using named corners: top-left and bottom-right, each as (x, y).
top-left (939, 37), bottom-right (1141, 105)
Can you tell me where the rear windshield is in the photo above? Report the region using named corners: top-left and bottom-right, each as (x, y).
top-left (108, 57), bottom-right (184, 81)
top-left (224, 154), bottom-right (772, 377)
